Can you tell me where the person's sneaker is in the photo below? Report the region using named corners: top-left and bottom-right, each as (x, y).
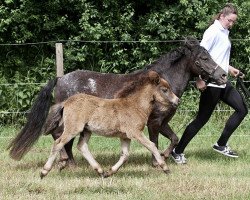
top-left (171, 148), bottom-right (187, 164)
top-left (212, 143), bottom-right (238, 158)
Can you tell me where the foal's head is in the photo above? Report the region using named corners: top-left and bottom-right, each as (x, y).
top-left (148, 71), bottom-right (179, 108)
top-left (115, 71), bottom-right (179, 108)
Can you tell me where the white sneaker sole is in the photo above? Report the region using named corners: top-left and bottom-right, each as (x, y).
top-left (213, 148), bottom-right (239, 158)
top-left (171, 155), bottom-right (187, 164)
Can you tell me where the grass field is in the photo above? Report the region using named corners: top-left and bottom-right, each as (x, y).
top-left (0, 113), bottom-right (249, 200)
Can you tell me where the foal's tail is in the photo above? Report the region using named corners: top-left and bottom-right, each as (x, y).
top-left (8, 78), bottom-right (58, 160)
top-left (43, 103), bottom-right (64, 135)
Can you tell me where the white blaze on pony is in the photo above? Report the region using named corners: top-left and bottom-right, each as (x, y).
top-left (40, 71), bottom-right (179, 178)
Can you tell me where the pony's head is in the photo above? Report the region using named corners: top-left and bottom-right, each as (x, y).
top-left (184, 37), bottom-right (227, 85)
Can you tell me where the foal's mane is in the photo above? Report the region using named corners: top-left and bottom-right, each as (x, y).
top-left (115, 71), bottom-right (153, 98)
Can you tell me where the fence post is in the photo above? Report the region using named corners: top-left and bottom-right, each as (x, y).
top-left (56, 43), bottom-right (64, 77)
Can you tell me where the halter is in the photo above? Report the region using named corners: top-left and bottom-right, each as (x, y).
top-left (199, 64), bottom-right (219, 84)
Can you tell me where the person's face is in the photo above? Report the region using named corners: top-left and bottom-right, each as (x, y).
top-left (220, 13), bottom-right (237, 29)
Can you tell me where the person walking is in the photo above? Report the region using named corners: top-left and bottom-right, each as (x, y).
top-left (171, 3), bottom-right (248, 164)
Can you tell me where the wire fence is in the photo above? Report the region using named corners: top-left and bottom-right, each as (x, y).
top-left (1, 80), bottom-right (249, 126)
top-left (1, 39), bottom-right (249, 126)
top-left (0, 38), bottom-right (249, 46)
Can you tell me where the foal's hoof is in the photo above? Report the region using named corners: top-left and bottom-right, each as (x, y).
top-left (101, 170), bottom-right (113, 178)
top-left (152, 162), bottom-right (159, 168)
top-left (163, 169), bottom-right (170, 174)
top-left (40, 172), bottom-right (46, 179)
top-left (102, 172), bottom-right (111, 178)
top-left (152, 158), bottom-right (160, 168)
top-left (40, 168), bottom-right (49, 179)
top-left (40, 173), bottom-right (45, 179)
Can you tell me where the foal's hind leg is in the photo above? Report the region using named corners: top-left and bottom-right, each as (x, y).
top-left (103, 138), bottom-right (131, 178)
top-left (52, 125), bottom-right (76, 169)
top-left (41, 132), bottom-right (76, 178)
top-left (133, 131), bottom-right (170, 173)
top-left (77, 131), bottom-right (104, 176)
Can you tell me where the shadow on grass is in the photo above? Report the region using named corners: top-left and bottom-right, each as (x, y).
top-left (188, 148), bottom-right (240, 163)
top-left (11, 152), bottom-right (162, 177)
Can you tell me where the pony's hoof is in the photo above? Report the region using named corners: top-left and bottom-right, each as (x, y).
top-left (67, 159), bottom-right (77, 168)
top-left (161, 152), bottom-right (170, 159)
top-left (58, 160), bottom-right (67, 171)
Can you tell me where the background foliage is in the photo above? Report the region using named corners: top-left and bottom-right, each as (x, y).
top-left (0, 0), bottom-right (249, 124)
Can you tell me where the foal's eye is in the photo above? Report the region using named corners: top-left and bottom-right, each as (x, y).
top-left (162, 88), bottom-right (168, 93)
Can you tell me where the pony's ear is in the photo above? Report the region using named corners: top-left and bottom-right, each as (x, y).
top-left (184, 36), bottom-right (199, 49)
top-left (148, 71), bottom-right (161, 85)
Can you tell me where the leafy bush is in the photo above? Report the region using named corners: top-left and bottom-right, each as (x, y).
top-left (0, 0), bottom-right (249, 125)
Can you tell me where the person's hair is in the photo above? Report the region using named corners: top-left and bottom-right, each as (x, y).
top-left (210, 3), bottom-right (238, 24)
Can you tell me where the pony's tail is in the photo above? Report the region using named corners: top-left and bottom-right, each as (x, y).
top-left (8, 78), bottom-right (58, 160)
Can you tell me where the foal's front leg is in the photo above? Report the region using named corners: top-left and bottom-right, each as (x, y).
top-left (103, 138), bottom-right (131, 178)
top-left (77, 131), bottom-right (104, 176)
top-left (133, 132), bottom-right (170, 174)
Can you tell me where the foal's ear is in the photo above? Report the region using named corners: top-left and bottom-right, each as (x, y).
top-left (148, 71), bottom-right (161, 85)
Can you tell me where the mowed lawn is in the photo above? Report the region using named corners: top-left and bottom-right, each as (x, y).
top-left (0, 113), bottom-right (249, 200)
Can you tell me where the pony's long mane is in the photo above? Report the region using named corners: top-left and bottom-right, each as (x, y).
top-left (115, 71), bottom-right (152, 98)
top-left (145, 46), bottom-right (187, 71)
top-left (145, 37), bottom-right (200, 70)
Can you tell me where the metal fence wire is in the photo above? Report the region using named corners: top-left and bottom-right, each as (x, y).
top-left (1, 39), bottom-right (250, 126)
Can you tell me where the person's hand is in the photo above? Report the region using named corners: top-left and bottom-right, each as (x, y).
top-left (196, 78), bottom-right (207, 92)
top-left (229, 65), bottom-right (240, 77)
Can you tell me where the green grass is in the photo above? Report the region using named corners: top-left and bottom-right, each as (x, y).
top-left (0, 113), bottom-right (250, 200)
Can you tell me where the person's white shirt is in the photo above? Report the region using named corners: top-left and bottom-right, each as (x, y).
top-left (200, 20), bottom-right (231, 88)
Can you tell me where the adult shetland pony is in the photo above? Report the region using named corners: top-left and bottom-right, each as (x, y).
top-left (8, 37), bottom-right (227, 167)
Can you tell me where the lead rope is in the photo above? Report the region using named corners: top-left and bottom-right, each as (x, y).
top-left (236, 72), bottom-right (250, 108)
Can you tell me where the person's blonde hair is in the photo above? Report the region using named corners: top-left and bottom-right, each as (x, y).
top-left (210, 3), bottom-right (238, 24)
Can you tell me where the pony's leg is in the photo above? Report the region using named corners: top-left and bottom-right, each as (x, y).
top-left (147, 123), bottom-right (160, 167)
top-left (160, 123), bottom-right (179, 159)
top-left (103, 138), bottom-right (131, 178)
top-left (63, 139), bottom-right (75, 165)
top-left (77, 131), bottom-right (104, 176)
top-left (41, 133), bottom-right (75, 179)
top-left (133, 132), bottom-right (170, 173)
